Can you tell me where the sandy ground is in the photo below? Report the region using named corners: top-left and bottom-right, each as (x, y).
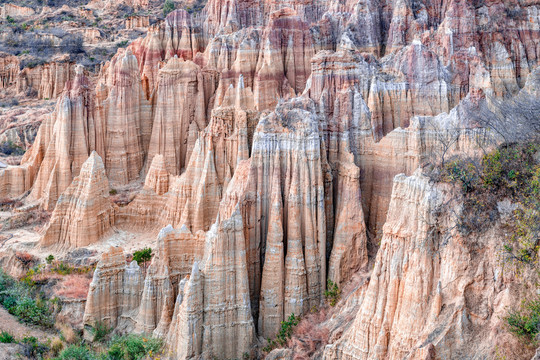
top-left (0, 214), bottom-right (157, 266)
top-left (0, 306), bottom-right (54, 342)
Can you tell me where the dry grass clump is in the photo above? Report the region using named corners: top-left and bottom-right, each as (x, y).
top-left (14, 250), bottom-right (35, 267)
top-left (55, 274), bottom-right (92, 299)
top-left (287, 309), bottom-right (330, 360)
top-left (55, 322), bottom-right (80, 344)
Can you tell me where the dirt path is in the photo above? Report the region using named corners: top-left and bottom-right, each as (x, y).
top-left (0, 306), bottom-right (54, 342)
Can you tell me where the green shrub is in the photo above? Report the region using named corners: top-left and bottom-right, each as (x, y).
top-left (20, 336), bottom-right (49, 359)
top-left (107, 334), bottom-right (163, 360)
top-left (324, 279), bottom-right (341, 307)
top-left (481, 143), bottom-right (540, 194)
top-left (0, 331), bottom-right (14, 343)
top-left (0, 270), bottom-right (55, 328)
top-left (46, 254), bottom-right (55, 264)
top-left (505, 205), bottom-right (540, 264)
top-left (57, 344), bottom-right (95, 360)
top-left (0, 269), bottom-right (16, 291)
top-left (91, 321), bottom-right (111, 343)
top-left (21, 266), bottom-right (42, 287)
top-left (52, 262), bottom-right (74, 275)
top-left (107, 342), bottom-right (124, 360)
top-left (505, 298), bottom-right (540, 343)
top-left (443, 159), bottom-right (479, 193)
top-left (440, 143), bottom-right (540, 254)
top-left (163, 0), bottom-right (175, 16)
top-left (116, 40), bottom-right (129, 48)
top-left (132, 248), bottom-right (152, 270)
top-left (109, 189), bottom-right (117, 195)
top-left (263, 314), bottom-right (300, 352)
top-left (13, 297), bottom-right (54, 327)
top-left (0, 141), bottom-right (25, 156)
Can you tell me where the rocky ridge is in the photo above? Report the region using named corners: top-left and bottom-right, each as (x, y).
top-left (0, 0), bottom-right (539, 359)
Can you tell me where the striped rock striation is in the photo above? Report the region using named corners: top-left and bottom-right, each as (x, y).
top-left (0, 0), bottom-right (539, 359)
top-left (40, 151), bottom-right (114, 249)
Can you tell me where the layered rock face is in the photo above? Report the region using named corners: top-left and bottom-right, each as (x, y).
top-left (98, 48), bottom-right (152, 184)
top-left (167, 210), bottom-right (255, 359)
top-left (40, 151), bottom-right (114, 249)
top-left (83, 246), bottom-right (144, 330)
top-left (323, 169), bottom-right (530, 359)
top-left (143, 154), bottom-right (169, 196)
top-left (147, 55), bottom-right (207, 175)
top-left (0, 3), bottom-right (35, 19)
top-left (27, 65), bottom-right (97, 209)
top-left (134, 224), bottom-right (205, 335)
top-left (125, 15), bottom-right (149, 29)
top-left (84, 95), bottom-right (369, 356)
top-left (114, 155), bottom-right (169, 229)
top-left (159, 76), bottom-right (256, 232)
top-left (0, 52), bottom-right (19, 89)
top-left (2, 0), bottom-right (540, 359)
top-left (16, 61), bottom-right (75, 100)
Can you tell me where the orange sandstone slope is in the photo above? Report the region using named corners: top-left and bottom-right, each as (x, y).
top-left (0, 0), bottom-right (539, 359)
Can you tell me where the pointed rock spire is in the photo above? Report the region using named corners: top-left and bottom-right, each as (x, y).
top-left (40, 151), bottom-right (114, 249)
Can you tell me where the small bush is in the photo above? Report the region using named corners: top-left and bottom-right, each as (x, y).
top-left (0, 98), bottom-right (19, 108)
top-left (132, 248), bottom-right (152, 270)
top-left (0, 269), bottom-right (55, 328)
top-left (163, 0), bottom-right (175, 16)
top-left (107, 334), bottom-right (163, 360)
top-left (46, 254), bottom-right (55, 264)
top-left (14, 251), bottom-right (34, 268)
top-left (52, 261), bottom-right (74, 275)
top-left (60, 34), bottom-right (84, 54)
top-left (287, 310), bottom-right (330, 359)
top-left (324, 279), bottom-right (341, 307)
top-left (12, 297), bottom-right (54, 327)
top-left (0, 141), bottom-right (25, 156)
top-left (263, 314), bottom-right (300, 352)
top-left (91, 320), bottom-right (111, 343)
top-left (443, 159), bottom-right (479, 193)
top-left (56, 322), bottom-right (79, 344)
top-left (505, 205), bottom-right (540, 264)
top-left (506, 7), bottom-right (526, 20)
top-left (57, 344), bottom-right (95, 360)
top-left (51, 337), bottom-right (64, 357)
top-left (109, 188), bottom-right (117, 195)
top-left (116, 40), bottom-right (129, 48)
top-left (0, 331), bottom-right (14, 343)
top-left (21, 266), bottom-right (40, 287)
top-left (20, 336), bottom-right (49, 359)
top-left (505, 298), bottom-right (540, 344)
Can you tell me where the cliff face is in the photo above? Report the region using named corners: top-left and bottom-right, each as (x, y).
top-left (0, 52), bottom-right (19, 90)
top-left (83, 246), bottom-right (144, 331)
top-left (16, 62), bottom-right (75, 100)
top-left (147, 56), bottom-right (207, 176)
top-left (322, 170), bottom-right (531, 360)
top-left (98, 48), bottom-right (153, 184)
top-left (27, 65), bottom-right (97, 210)
top-left (40, 151), bottom-right (114, 249)
top-left (1, 0), bottom-right (539, 359)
